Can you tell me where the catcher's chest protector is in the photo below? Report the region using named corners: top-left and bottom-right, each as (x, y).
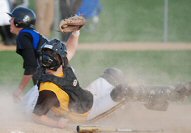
top-left (39, 67), bottom-right (93, 114)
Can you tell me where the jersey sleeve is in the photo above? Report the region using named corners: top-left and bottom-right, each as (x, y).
top-left (33, 90), bottom-right (60, 116)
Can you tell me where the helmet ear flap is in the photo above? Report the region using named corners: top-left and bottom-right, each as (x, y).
top-left (14, 18), bottom-right (23, 28)
top-left (14, 18), bottom-right (19, 27)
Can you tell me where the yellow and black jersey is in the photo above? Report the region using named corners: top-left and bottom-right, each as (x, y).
top-left (33, 72), bottom-right (90, 122)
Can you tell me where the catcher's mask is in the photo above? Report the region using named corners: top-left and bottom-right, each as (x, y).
top-left (8, 7), bottom-right (36, 28)
top-left (40, 39), bottom-right (68, 71)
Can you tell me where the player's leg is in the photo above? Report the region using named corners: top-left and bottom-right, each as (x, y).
top-left (86, 67), bottom-right (128, 120)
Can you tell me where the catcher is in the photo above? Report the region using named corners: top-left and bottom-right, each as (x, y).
top-left (28, 39), bottom-right (191, 128)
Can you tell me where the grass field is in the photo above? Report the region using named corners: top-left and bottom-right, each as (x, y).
top-left (1, 49), bottom-right (191, 89)
top-left (80, 0), bottom-right (191, 42)
top-left (27, 0), bottom-right (191, 42)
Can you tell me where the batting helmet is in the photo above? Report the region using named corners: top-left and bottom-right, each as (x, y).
top-left (8, 7), bottom-right (36, 28)
top-left (40, 39), bottom-right (68, 71)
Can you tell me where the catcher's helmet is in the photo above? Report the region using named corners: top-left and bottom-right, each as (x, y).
top-left (8, 7), bottom-right (36, 28)
top-left (40, 39), bottom-right (68, 71)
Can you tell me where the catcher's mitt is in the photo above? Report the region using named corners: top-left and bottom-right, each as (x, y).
top-left (59, 15), bottom-right (86, 33)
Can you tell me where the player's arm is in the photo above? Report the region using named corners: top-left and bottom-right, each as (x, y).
top-left (59, 15), bottom-right (85, 61)
top-left (32, 91), bottom-right (68, 128)
top-left (32, 113), bottom-right (68, 128)
top-left (13, 75), bottom-right (32, 102)
top-left (66, 30), bottom-right (80, 61)
top-left (13, 34), bottom-right (37, 101)
top-left (16, 48), bottom-right (37, 90)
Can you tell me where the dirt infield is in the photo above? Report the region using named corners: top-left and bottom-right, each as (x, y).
top-left (1, 42), bottom-right (191, 51)
top-left (78, 42), bottom-right (191, 51)
top-left (1, 90), bottom-right (191, 133)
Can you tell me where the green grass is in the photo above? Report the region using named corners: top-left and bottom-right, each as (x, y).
top-left (168, 0), bottom-right (191, 41)
top-left (1, 50), bottom-right (190, 89)
top-left (0, 51), bottom-right (22, 86)
top-left (79, 0), bottom-right (191, 42)
top-left (27, 0), bottom-right (191, 42)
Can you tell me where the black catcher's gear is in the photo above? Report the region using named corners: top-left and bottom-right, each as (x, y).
top-left (40, 39), bottom-right (68, 71)
top-left (8, 7), bottom-right (36, 28)
top-left (38, 66), bottom-right (93, 114)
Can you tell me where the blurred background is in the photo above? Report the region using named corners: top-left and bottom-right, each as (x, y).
top-left (1, 0), bottom-right (191, 44)
top-left (0, 0), bottom-right (191, 89)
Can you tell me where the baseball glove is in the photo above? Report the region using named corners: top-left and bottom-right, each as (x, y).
top-left (59, 15), bottom-right (86, 33)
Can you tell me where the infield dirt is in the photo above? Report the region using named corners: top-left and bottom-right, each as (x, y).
top-left (1, 42), bottom-right (191, 51)
top-left (0, 88), bottom-right (191, 133)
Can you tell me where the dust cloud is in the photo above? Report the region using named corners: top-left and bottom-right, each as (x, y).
top-left (73, 52), bottom-right (191, 133)
top-left (0, 86), bottom-right (70, 133)
top-left (93, 102), bottom-right (191, 133)
top-left (1, 86), bottom-right (191, 132)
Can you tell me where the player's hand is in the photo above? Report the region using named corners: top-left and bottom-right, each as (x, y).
top-left (57, 118), bottom-right (69, 128)
top-left (12, 88), bottom-right (23, 103)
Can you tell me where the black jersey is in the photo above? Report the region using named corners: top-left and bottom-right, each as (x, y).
top-left (16, 28), bottom-right (48, 75)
